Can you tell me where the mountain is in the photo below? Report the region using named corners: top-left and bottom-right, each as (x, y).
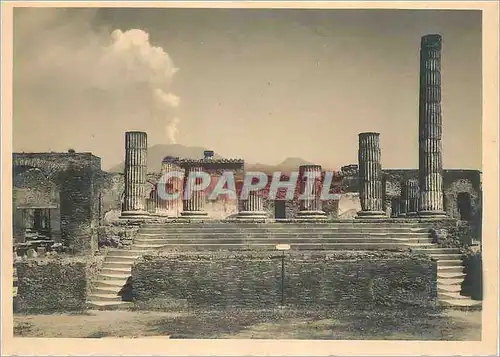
top-left (106, 144), bottom-right (224, 173)
top-left (106, 144), bottom-right (317, 175)
top-left (245, 157), bottom-right (315, 174)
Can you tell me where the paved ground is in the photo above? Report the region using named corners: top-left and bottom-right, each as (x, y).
top-left (13, 308), bottom-right (481, 340)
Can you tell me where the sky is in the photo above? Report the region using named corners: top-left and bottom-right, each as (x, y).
top-left (12, 7), bottom-right (482, 171)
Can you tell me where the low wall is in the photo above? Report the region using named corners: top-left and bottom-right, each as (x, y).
top-left (132, 251), bottom-right (437, 310)
top-left (14, 255), bottom-right (104, 312)
top-left (97, 224), bottom-right (140, 249)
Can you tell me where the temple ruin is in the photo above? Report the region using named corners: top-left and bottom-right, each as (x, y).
top-left (12, 34), bottom-right (482, 312)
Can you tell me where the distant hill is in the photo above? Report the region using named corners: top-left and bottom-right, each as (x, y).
top-left (106, 144), bottom-right (318, 175)
top-left (245, 157), bottom-right (315, 174)
top-left (106, 144), bottom-right (224, 173)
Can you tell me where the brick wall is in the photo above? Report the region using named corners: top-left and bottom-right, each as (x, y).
top-left (14, 255), bottom-right (104, 312)
top-left (132, 251), bottom-right (437, 309)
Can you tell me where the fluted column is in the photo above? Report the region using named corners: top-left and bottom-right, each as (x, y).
top-left (155, 160), bottom-right (174, 216)
top-left (418, 34), bottom-right (446, 217)
top-left (406, 179), bottom-right (420, 217)
top-left (121, 131), bottom-right (149, 218)
top-left (296, 165), bottom-right (327, 220)
top-left (237, 191), bottom-right (267, 220)
top-left (356, 132), bottom-right (386, 219)
top-left (181, 166), bottom-right (208, 218)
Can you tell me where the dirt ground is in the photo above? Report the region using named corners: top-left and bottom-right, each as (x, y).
top-left (13, 308), bottom-right (482, 340)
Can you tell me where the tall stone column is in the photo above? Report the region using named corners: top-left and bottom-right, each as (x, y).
top-left (356, 132), bottom-right (386, 218)
top-left (406, 179), bottom-right (420, 217)
top-left (121, 131), bottom-right (149, 218)
top-left (296, 165), bottom-right (327, 220)
top-left (418, 34), bottom-right (446, 217)
top-left (181, 166), bottom-right (208, 218)
top-left (237, 191), bottom-right (267, 220)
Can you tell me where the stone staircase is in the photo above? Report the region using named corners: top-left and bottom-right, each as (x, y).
top-left (86, 220), bottom-right (481, 310)
top-left (411, 246), bottom-right (482, 310)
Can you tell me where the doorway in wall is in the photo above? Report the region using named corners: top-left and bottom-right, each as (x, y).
top-left (457, 192), bottom-right (472, 221)
top-left (274, 200), bottom-right (286, 219)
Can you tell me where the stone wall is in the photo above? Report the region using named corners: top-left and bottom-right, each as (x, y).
top-left (13, 152), bottom-right (102, 254)
top-left (97, 224), bottom-right (140, 248)
top-left (14, 255), bottom-right (104, 312)
top-left (132, 251), bottom-right (437, 310)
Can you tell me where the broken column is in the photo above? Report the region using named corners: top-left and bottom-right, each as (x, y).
top-left (356, 132), bottom-right (386, 218)
top-left (296, 165), bottom-right (327, 220)
top-left (237, 191), bottom-right (267, 220)
top-left (121, 131), bottom-right (149, 218)
top-left (406, 179), bottom-right (419, 217)
top-left (418, 34), bottom-right (446, 217)
top-left (180, 165), bottom-right (208, 218)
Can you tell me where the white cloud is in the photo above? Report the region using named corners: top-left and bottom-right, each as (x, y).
top-left (13, 8), bottom-right (182, 162)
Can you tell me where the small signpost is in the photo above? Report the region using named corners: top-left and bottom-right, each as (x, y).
top-left (275, 244), bottom-right (291, 306)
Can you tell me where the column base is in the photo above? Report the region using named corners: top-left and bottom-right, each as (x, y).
top-left (120, 210), bottom-right (151, 219)
top-left (180, 211), bottom-right (209, 219)
top-left (398, 213), bottom-right (407, 218)
top-left (355, 211), bottom-right (386, 219)
top-left (236, 211), bottom-right (268, 221)
top-left (296, 210), bottom-right (328, 220)
top-left (406, 212), bottom-right (418, 217)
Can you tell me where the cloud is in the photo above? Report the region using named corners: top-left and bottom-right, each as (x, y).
top-left (13, 8), bottom-right (181, 164)
top-left (165, 117), bottom-right (180, 144)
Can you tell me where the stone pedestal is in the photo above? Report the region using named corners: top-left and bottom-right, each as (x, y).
top-left (181, 166), bottom-right (208, 219)
top-left (356, 132), bottom-right (386, 219)
top-left (296, 165), bottom-right (327, 220)
top-left (406, 179), bottom-right (419, 217)
top-left (418, 34), bottom-right (446, 217)
top-left (237, 191), bottom-right (267, 221)
top-left (121, 131), bottom-right (150, 219)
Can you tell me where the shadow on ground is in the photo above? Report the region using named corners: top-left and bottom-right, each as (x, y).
top-left (148, 307), bottom-right (481, 340)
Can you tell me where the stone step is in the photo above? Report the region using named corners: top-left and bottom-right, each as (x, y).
top-left (438, 291), bottom-right (469, 300)
top-left (95, 279), bottom-right (128, 288)
top-left (86, 300), bottom-right (132, 310)
top-left (140, 220), bottom-right (432, 228)
top-left (438, 284), bottom-right (462, 293)
top-left (103, 262), bottom-right (134, 269)
top-left (412, 247), bottom-right (462, 254)
top-left (133, 237), bottom-right (433, 245)
top-left (436, 260), bottom-right (463, 266)
top-left (437, 277), bottom-right (465, 285)
top-left (428, 253), bottom-right (464, 260)
top-left (106, 249), bottom-right (144, 257)
top-left (106, 256), bottom-right (140, 264)
top-left (101, 267), bottom-right (132, 275)
top-left (98, 272), bottom-right (131, 281)
top-left (437, 272), bottom-right (466, 279)
top-left (437, 265), bottom-right (464, 273)
top-left (439, 299), bottom-right (482, 310)
top-left (144, 242), bottom-right (412, 251)
top-left (134, 244), bottom-right (166, 249)
top-left (136, 232), bottom-right (431, 239)
top-left (88, 293), bottom-right (123, 302)
top-left (92, 287), bottom-right (121, 295)
top-left (139, 227), bottom-right (431, 233)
